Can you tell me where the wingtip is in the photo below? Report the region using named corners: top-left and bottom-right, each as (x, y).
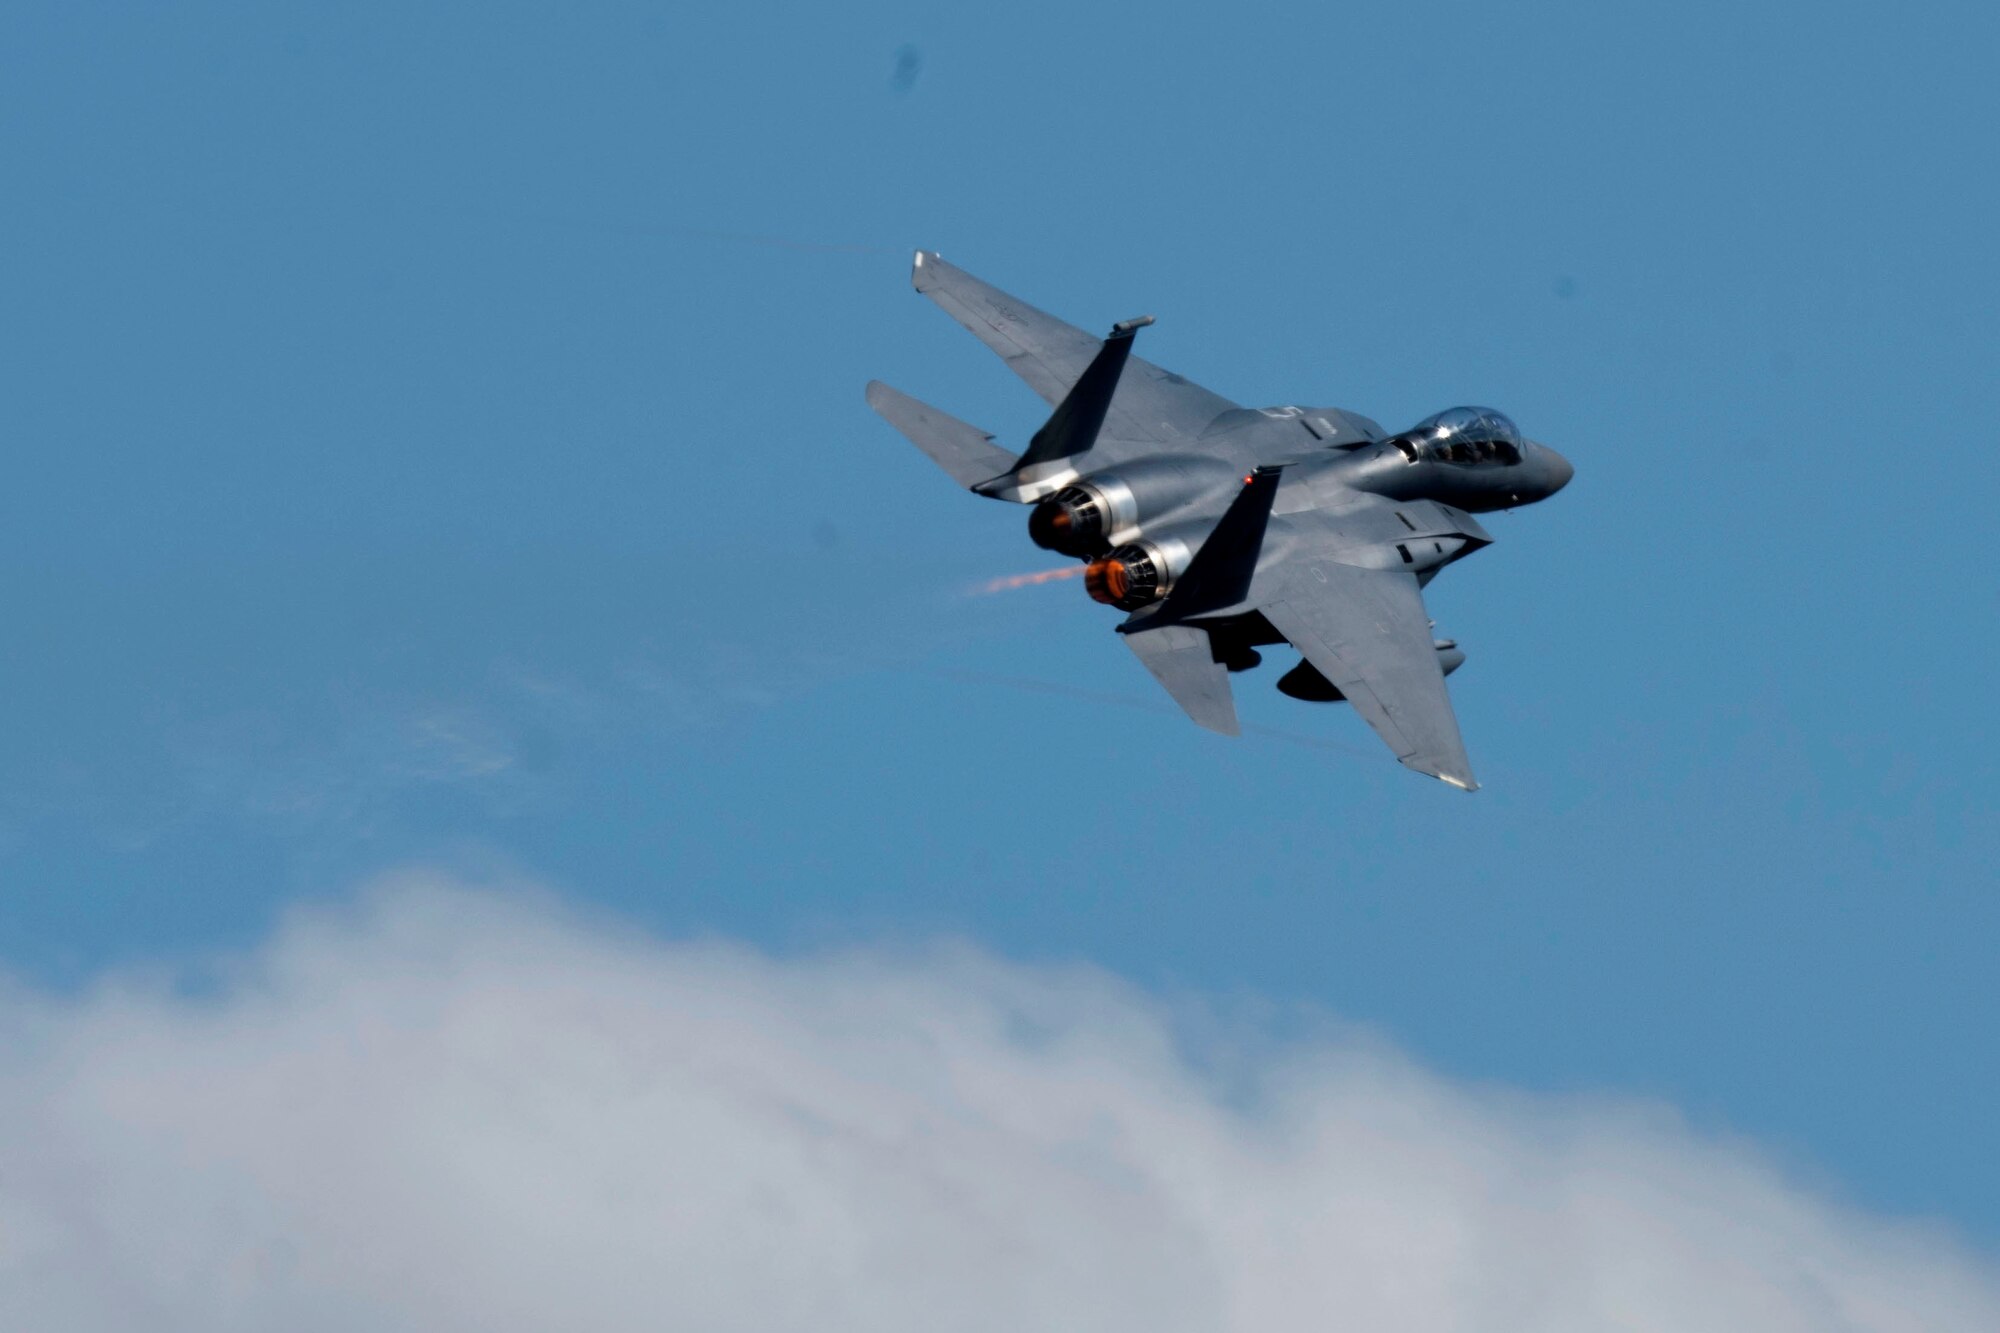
top-left (911, 249), bottom-right (939, 291)
top-left (1403, 756), bottom-right (1480, 791)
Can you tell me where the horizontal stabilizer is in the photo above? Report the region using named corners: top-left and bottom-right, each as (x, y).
top-left (1121, 623), bottom-right (1239, 736)
top-left (864, 381), bottom-right (1018, 491)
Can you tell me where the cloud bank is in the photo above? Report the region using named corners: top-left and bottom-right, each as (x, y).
top-left (2, 876), bottom-right (1992, 1332)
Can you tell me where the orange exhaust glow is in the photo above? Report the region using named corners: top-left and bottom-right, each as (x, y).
top-left (1083, 557), bottom-right (1130, 605)
top-left (970, 565), bottom-right (1087, 595)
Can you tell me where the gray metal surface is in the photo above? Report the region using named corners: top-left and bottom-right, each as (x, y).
top-left (1122, 623), bottom-right (1239, 737)
top-left (870, 252), bottom-right (1574, 789)
top-left (909, 252), bottom-right (1239, 455)
top-left (863, 382), bottom-right (1015, 488)
top-left (1259, 562), bottom-right (1476, 788)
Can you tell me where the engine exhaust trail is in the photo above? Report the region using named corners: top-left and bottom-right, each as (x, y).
top-left (968, 565), bottom-right (1086, 596)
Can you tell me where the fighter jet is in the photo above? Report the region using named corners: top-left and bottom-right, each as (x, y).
top-left (867, 252), bottom-right (1573, 789)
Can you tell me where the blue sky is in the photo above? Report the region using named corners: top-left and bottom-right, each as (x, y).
top-left (3, 0), bottom-right (1997, 1267)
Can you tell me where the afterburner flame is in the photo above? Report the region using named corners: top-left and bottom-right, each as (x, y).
top-left (971, 565), bottom-right (1086, 595)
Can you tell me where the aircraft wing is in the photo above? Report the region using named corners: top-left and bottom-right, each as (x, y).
top-left (911, 251), bottom-right (1238, 446)
top-left (1121, 622), bottom-right (1239, 736)
top-left (1257, 558), bottom-right (1478, 790)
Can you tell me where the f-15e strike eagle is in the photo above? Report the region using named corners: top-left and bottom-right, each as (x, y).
top-left (867, 252), bottom-right (1573, 790)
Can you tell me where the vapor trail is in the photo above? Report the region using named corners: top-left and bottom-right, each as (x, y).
top-left (921, 666), bottom-right (1377, 758)
top-left (508, 210), bottom-right (905, 255)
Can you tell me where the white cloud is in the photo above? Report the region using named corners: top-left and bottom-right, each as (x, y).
top-left (1, 874), bottom-right (1993, 1332)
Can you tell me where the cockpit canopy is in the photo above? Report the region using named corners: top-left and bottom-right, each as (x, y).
top-left (1393, 406), bottom-right (1523, 465)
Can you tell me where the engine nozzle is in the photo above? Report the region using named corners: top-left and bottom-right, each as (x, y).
top-left (1084, 542), bottom-right (1168, 610)
top-left (1027, 485), bottom-right (1112, 557)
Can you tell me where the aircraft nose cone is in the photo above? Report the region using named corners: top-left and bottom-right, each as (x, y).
top-left (1542, 444), bottom-right (1574, 494)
